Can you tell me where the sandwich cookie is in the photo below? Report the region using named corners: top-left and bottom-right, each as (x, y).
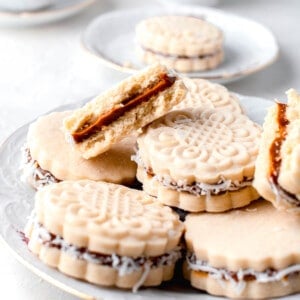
top-left (25, 180), bottom-right (184, 291)
top-left (22, 111), bottom-right (137, 189)
top-left (253, 89), bottom-right (300, 211)
top-left (174, 78), bottom-right (243, 113)
top-left (135, 16), bottom-right (223, 73)
top-left (184, 200), bottom-right (300, 299)
top-left (135, 108), bottom-right (261, 212)
top-left (63, 64), bottom-right (186, 159)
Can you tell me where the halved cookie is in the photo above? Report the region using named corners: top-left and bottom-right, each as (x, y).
top-left (63, 64), bottom-right (186, 159)
top-left (136, 16), bottom-right (223, 72)
top-left (22, 111), bottom-right (137, 189)
top-left (135, 108), bottom-right (261, 212)
top-left (253, 89), bottom-right (300, 211)
top-left (25, 180), bottom-right (184, 290)
top-left (184, 200), bottom-right (300, 299)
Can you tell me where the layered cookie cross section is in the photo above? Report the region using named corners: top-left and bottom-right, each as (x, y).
top-left (253, 89), bottom-right (300, 211)
top-left (63, 64), bottom-right (186, 159)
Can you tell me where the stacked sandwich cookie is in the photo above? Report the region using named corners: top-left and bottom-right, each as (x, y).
top-left (136, 108), bottom-right (261, 212)
top-left (25, 180), bottom-right (184, 291)
top-left (135, 16), bottom-right (224, 73)
top-left (183, 200), bottom-right (300, 299)
top-left (22, 111), bottom-right (137, 189)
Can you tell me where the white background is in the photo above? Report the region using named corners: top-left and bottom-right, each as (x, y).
top-left (0, 0), bottom-right (300, 299)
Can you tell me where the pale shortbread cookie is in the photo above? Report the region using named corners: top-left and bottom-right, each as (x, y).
top-left (136, 108), bottom-right (261, 212)
top-left (253, 89), bottom-right (300, 211)
top-left (184, 200), bottom-right (300, 299)
top-left (63, 64), bottom-right (186, 159)
top-left (25, 180), bottom-right (184, 290)
top-left (174, 78), bottom-right (242, 113)
top-left (23, 111), bottom-right (137, 188)
top-left (135, 16), bottom-right (223, 72)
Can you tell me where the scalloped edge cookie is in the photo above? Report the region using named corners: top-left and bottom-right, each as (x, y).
top-left (135, 16), bottom-right (223, 72)
top-left (183, 200), bottom-right (300, 299)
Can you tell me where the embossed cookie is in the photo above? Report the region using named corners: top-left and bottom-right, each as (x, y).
top-left (135, 108), bottom-right (261, 212)
top-left (184, 200), bottom-right (300, 299)
top-left (135, 16), bottom-right (224, 72)
top-left (22, 111), bottom-right (137, 189)
top-left (174, 78), bottom-right (242, 113)
top-left (253, 89), bottom-right (300, 211)
top-left (63, 64), bottom-right (186, 159)
top-left (25, 180), bottom-right (184, 290)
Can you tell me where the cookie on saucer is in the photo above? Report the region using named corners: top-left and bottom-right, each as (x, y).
top-left (135, 16), bottom-right (223, 72)
top-left (253, 89), bottom-right (300, 211)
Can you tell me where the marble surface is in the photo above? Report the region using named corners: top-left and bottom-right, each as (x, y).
top-left (0, 0), bottom-right (300, 299)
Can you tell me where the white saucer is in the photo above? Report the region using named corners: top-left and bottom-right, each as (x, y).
top-left (82, 6), bottom-right (279, 83)
top-left (2, 95), bottom-right (294, 300)
top-left (0, 0), bottom-right (95, 26)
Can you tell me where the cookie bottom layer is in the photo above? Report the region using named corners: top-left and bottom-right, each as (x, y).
top-left (183, 262), bottom-right (300, 299)
top-left (25, 221), bottom-right (176, 290)
top-left (137, 168), bottom-right (259, 212)
top-left (137, 47), bottom-right (224, 73)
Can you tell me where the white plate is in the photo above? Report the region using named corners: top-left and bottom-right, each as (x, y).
top-left (82, 7), bottom-right (279, 84)
top-left (3, 95), bottom-right (299, 300)
top-left (0, 0), bottom-right (95, 27)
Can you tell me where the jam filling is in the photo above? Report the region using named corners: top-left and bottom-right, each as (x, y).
top-left (72, 73), bottom-right (176, 143)
top-left (141, 45), bottom-right (220, 60)
top-left (33, 221), bottom-right (182, 271)
top-left (22, 147), bottom-right (60, 188)
top-left (187, 252), bottom-right (300, 284)
top-left (268, 103), bottom-right (299, 205)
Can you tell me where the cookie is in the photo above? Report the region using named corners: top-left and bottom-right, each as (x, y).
top-left (63, 64), bottom-right (186, 159)
top-left (253, 89), bottom-right (300, 211)
top-left (135, 16), bottom-right (223, 72)
top-left (184, 200), bottom-right (300, 299)
top-left (22, 111), bottom-right (137, 189)
top-left (25, 180), bottom-right (184, 291)
top-left (174, 78), bottom-right (243, 113)
top-left (135, 108), bottom-right (261, 212)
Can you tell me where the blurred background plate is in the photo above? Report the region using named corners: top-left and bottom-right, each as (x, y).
top-left (82, 6), bottom-right (279, 84)
top-left (0, 0), bottom-right (95, 27)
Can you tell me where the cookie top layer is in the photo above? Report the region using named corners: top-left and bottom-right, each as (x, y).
top-left (136, 16), bottom-right (223, 56)
top-left (35, 180), bottom-right (184, 257)
top-left (174, 78), bottom-right (242, 113)
top-left (185, 200), bottom-right (300, 271)
top-left (27, 111), bottom-right (137, 185)
top-left (137, 108), bottom-right (261, 184)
